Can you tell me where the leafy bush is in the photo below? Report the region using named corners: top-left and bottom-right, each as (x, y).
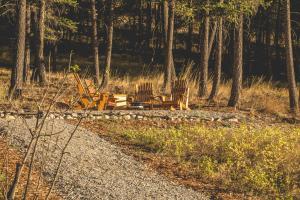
top-left (124, 125), bottom-right (300, 198)
top-left (70, 64), bottom-right (80, 73)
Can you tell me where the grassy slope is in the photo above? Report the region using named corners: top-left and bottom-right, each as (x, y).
top-left (79, 120), bottom-right (300, 199)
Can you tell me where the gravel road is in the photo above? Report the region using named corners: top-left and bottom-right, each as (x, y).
top-left (0, 118), bottom-right (209, 200)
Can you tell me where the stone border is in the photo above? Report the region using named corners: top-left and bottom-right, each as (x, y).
top-left (0, 110), bottom-right (244, 123)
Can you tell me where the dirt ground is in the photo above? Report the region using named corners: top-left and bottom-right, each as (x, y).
top-left (0, 138), bottom-right (62, 199)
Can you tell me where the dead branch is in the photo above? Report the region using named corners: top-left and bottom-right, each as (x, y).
top-left (45, 117), bottom-right (83, 200)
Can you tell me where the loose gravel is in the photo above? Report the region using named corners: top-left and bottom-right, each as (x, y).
top-left (0, 118), bottom-right (209, 200)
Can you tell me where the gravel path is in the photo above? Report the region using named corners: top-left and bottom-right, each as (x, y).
top-left (0, 118), bottom-right (209, 200)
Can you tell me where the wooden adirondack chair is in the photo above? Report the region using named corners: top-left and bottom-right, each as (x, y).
top-left (162, 80), bottom-right (190, 110)
top-left (132, 82), bottom-right (164, 109)
top-left (135, 82), bottom-right (154, 102)
top-left (73, 73), bottom-right (109, 110)
top-left (171, 80), bottom-right (190, 109)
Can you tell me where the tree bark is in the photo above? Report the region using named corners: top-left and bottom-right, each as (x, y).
top-left (9, 0), bottom-right (26, 99)
top-left (146, 1), bottom-right (152, 50)
top-left (228, 13), bottom-right (243, 107)
top-left (198, 0), bottom-right (210, 97)
top-left (52, 43), bottom-right (58, 71)
top-left (33, 0), bottom-right (47, 84)
top-left (163, 0), bottom-right (168, 46)
top-left (138, 0), bottom-right (143, 50)
top-left (23, 3), bottom-right (31, 84)
top-left (91, 0), bottom-right (100, 85)
top-left (209, 13), bottom-right (223, 101)
top-left (284, 0), bottom-right (299, 113)
top-left (31, 7), bottom-right (38, 81)
top-left (163, 0), bottom-right (175, 93)
top-left (208, 20), bottom-right (217, 59)
top-left (100, 0), bottom-right (113, 90)
top-left (265, 15), bottom-right (272, 79)
top-left (274, 0), bottom-right (282, 80)
top-left (186, 0), bottom-right (193, 59)
top-left (163, 0), bottom-right (176, 84)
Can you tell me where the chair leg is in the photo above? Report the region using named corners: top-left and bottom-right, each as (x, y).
top-left (179, 102), bottom-right (183, 111)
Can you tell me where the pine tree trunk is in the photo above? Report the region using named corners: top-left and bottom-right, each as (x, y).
top-left (31, 7), bottom-right (38, 81)
top-left (163, 0), bottom-right (168, 46)
top-left (274, 0), bottom-right (282, 80)
top-left (186, 0), bottom-right (193, 56)
top-left (9, 0), bottom-right (26, 99)
top-left (138, 0), bottom-right (143, 50)
top-left (284, 0), bottom-right (299, 113)
top-left (228, 13), bottom-right (243, 108)
top-left (209, 14), bottom-right (223, 101)
top-left (208, 20), bottom-right (217, 59)
top-left (34, 0), bottom-right (46, 84)
top-left (52, 43), bottom-right (57, 71)
top-left (100, 0), bottom-right (113, 90)
top-left (146, 1), bottom-right (152, 50)
top-left (163, 0), bottom-right (175, 93)
top-left (154, 3), bottom-right (161, 53)
top-left (23, 3), bottom-right (31, 84)
top-left (163, 0), bottom-right (176, 85)
top-left (156, 4), bottom-right (163, 51)
top-left (91, 0), bottom-right (100, 85)
top-left (198, 0), bottom-right (210, 97)
top-left (266, 16), bottom-right (272, 79)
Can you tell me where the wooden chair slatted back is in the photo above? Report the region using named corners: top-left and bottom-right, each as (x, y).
top-left (73, 73), bottom-right (89, 97)
top-left (84, 80), bottom-right (97, 95)
top-left (73, 73), bottom-right (98, 100)
top-left (135, 82), bottom-right (154, 102)
top-left (171, 80), bottom-right (189, 107)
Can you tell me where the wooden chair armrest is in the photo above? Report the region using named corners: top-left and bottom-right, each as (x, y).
top-left (153, 95), bottom-right (167, 102)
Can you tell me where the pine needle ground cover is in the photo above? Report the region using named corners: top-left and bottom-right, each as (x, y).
top-left (0, 139), bottom-right (62, 199)
top-left (80, 120), bottom-right (300, 199)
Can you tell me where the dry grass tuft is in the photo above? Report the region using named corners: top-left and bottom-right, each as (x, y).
top-left (0, 67), bottom-right (293, 116)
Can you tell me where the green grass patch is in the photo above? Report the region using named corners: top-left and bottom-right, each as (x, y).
top-left (123, 125), bottom-right (300, 198)
top-left (0, 170), bottom-right (5, 198)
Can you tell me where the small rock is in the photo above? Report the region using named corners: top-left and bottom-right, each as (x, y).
top-left (137, 115), bottom-right (143, 120)
top-left (18, 109), bottom-right (25, 114)
top-left (112, 116), bottom-right (119, 120)
top-left (215, 117), bottom-right (222, 122)
top-left (49, 114), bottom-right (56, 119)
top-left (123, 115), bottom-right (131, 120)
top-left (95, 116), bottom-right (102, 120)
top-left (228, 118), bottom-right (239, 123)
top-left (81, 113), bottom-right (88, 118)
top-left (72, 113), bottom-right (78, 118)
top-left (104, 115), bottom-right (110, 120)
top-left (5, 115), bottom-right (16, 120)
top-left (65, 115), bottom-right (73, 120)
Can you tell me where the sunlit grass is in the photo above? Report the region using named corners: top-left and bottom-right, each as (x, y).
top-left (0, 65), bottom-right (293, 116)
top-left (123, 124), bottom-right (300, 198)
top-left (0, 68), bottom-right (9, 104)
